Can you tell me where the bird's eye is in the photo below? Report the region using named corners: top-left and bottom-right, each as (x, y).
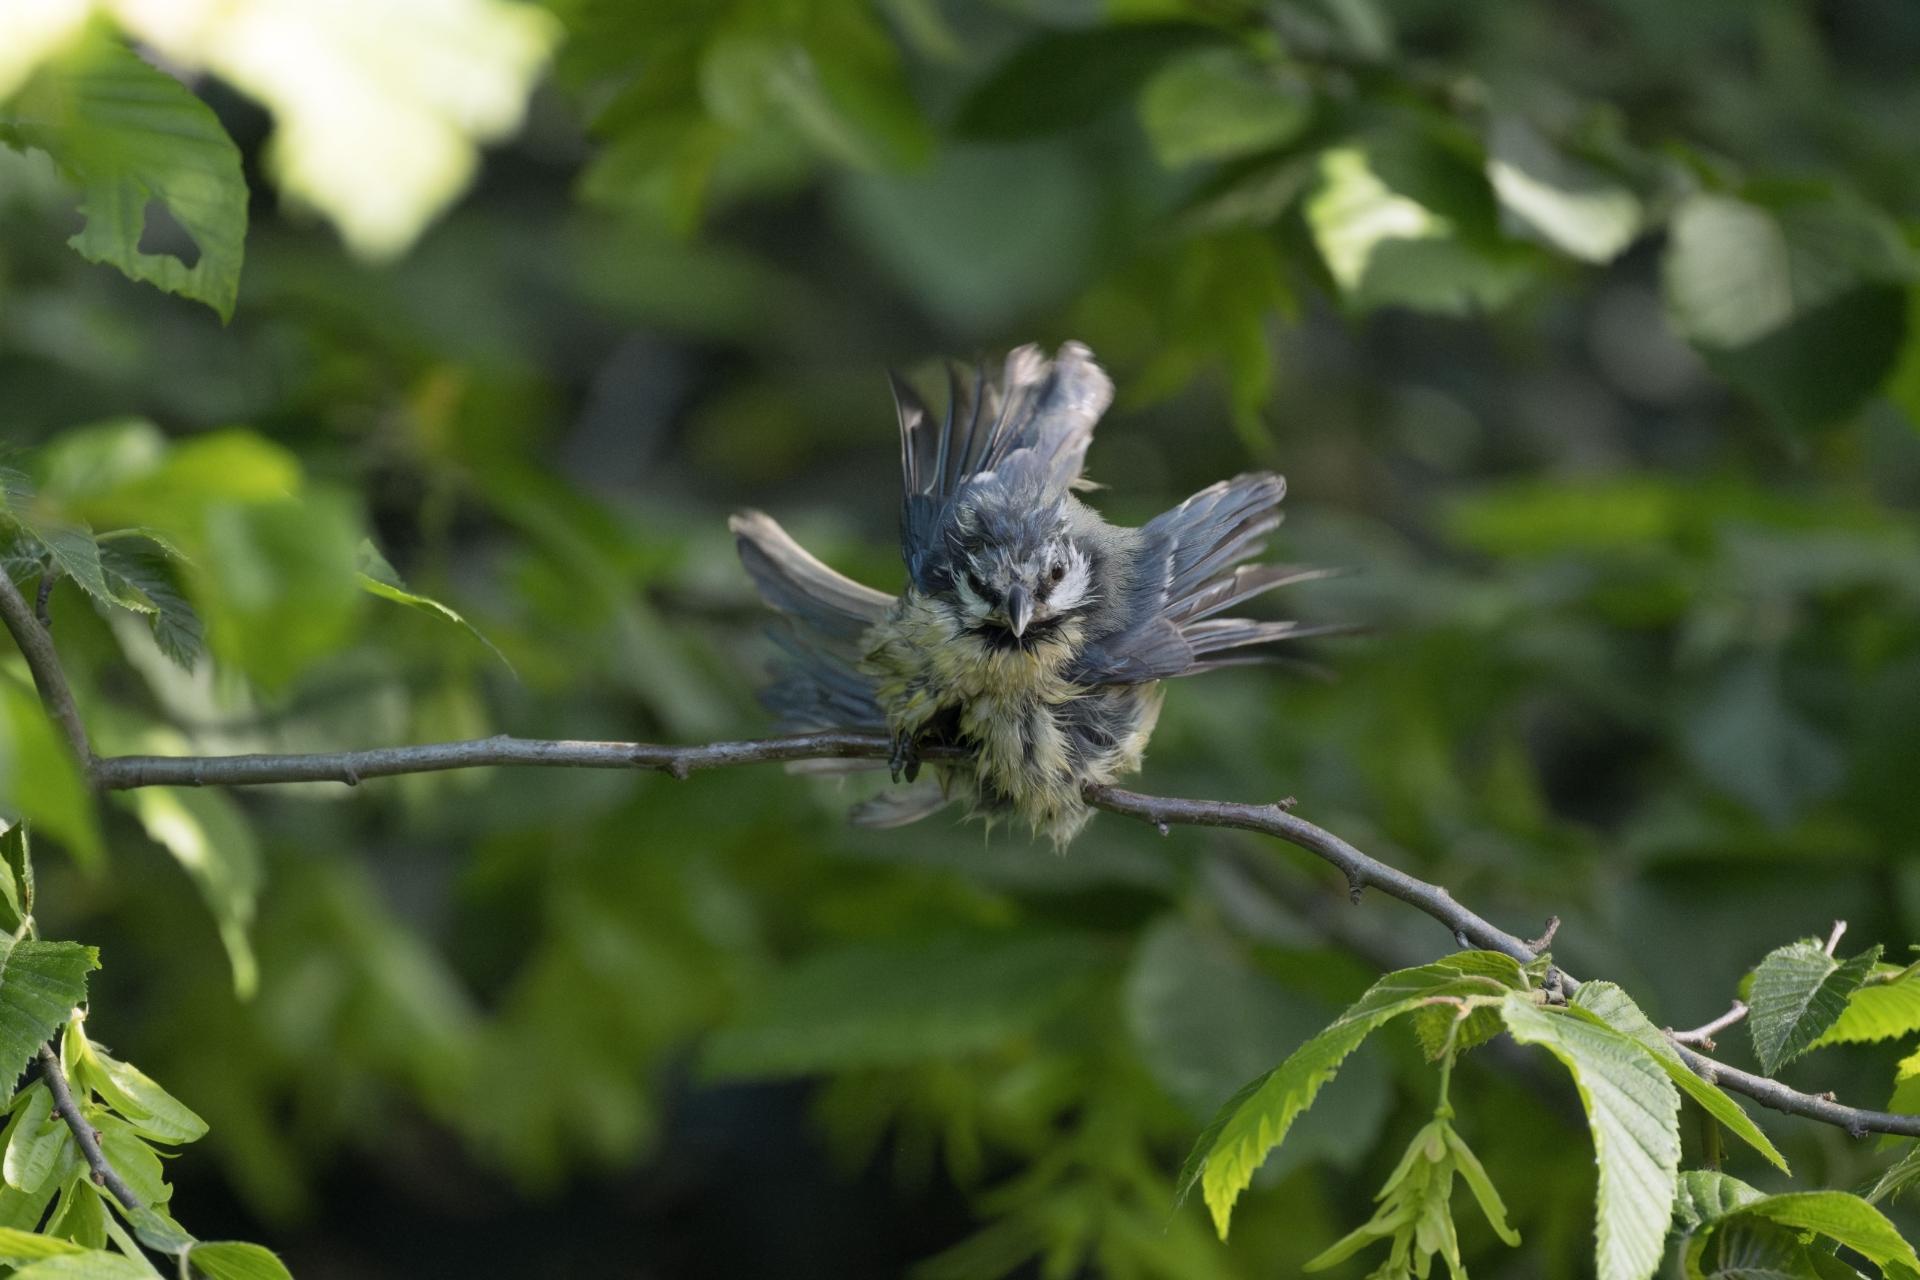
top-left (1048, 561), bottom-right (1066, 583)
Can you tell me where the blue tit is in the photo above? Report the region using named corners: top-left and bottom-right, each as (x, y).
top-left (732, 341), bottom-right (1332, 846)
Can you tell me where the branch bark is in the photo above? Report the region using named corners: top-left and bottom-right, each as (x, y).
top-left (0, 573), bottom-right (92, 769)
top-left (37, 1044), bottom-right (142, 1211)
top-left (8, 597), bottom-right (1920, 1140)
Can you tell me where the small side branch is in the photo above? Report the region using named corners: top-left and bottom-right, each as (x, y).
top-left (0, 574), bottom-right (92, 769)
top-left (1670, 1001), bottom-right (1749, 1049)
top-left (1671, 1042), bottom-right (1920, 1139)
top-left (37, 1044), bottom-right (141, 1210)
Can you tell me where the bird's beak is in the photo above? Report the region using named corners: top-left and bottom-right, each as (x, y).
top-left (1005, 585), bottom-right (1033, 638)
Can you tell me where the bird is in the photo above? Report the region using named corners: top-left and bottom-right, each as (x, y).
top-left (730, 340), bottom-right (1331, 846)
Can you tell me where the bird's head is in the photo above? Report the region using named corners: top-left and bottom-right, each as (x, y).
top-left (947, 487), bottom-right (1096, 645)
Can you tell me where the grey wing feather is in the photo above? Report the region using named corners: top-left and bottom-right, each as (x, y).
top-left (731, 510), bottom-right (890, 642)
top-left (731, 510), bottom-right (891, 732)
top-left (849, 779), bottom-right (956, 829)
top-left (895, 341), bottom-right (1114, 589)
top-left (1070, 470), bottom-right (1334, 684)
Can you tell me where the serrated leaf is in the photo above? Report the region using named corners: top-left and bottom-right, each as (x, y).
top-left (8, 525), bottom-right (117, 611)
top-left (123, 789), bottom-right (260, 999)
top-left (1501, 993), bottom-right (1681, 1280)
top-left (355, 540), bottom-right (513, 675)
top-left (0, 33), bottom-right (247, 319)
top-left (1675, 1170), bottom-right (1766, 1231)
top-left (1182, 951), bottom-right (1529, 1238)
top-left (1748, 941), bottom-right (1881, 1075)
top-left (1572, 982), bottom-right (1788, 1171)
top-left (1812, 963), bottom-right (1920, 1048)
top-left (1872, 1142), bottom-right (1920, 1206)
top-left (189, 1242), bottom-right (295, 1280)
top-left (1, 1084), bottom-right (64, 1194)
top-left (703, 933), bottom-right (1109, 1079)
top-left (1729, 1191), bottom-right (1920, 1274)
top-left (97, 540), bottom-right (201, 671)
top-left (0, 943), bottom-right (96, 1104)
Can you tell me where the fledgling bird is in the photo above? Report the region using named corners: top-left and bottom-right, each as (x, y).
top-left (731, 341), bottom-right (1330, 846)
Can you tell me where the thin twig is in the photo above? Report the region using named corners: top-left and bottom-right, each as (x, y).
top-left (0, 573), bottom-right (92, 770)
top-left (1670, 1001), bottom-right (1749, 1049)
top-left (1826, 920), bottom-right (1849, 957)
top-left (37, 1044), bottom-right (142, 1210)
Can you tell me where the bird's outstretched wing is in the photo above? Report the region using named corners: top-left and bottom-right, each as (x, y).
top-left (1068, 471), bottom-right (1337, 685)
top-left (730, 510), bottom-right (891, 732)
top-left (892, 341), bottom-right (1114, 591)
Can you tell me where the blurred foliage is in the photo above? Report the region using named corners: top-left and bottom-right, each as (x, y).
top-left (1, 0), bottom-right (1919, 1276)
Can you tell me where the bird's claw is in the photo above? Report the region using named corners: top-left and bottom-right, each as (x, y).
top-left (889, 732), bottom-right (922, 784)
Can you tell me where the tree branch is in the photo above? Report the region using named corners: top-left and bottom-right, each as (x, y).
top-left (0, 671), bottom-right (1895, 1143)
top-left (0, 573), bottom-right (92, 769)
top-left (1670, 1001), bottom-right (1749, 1048)
top-left (37, 1044), bottom-right (142, 1211)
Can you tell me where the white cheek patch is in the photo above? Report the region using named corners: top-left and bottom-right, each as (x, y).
top-left (1048, 549), bottom-right (1095, 611)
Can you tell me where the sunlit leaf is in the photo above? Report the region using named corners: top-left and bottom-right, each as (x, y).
top-left (1571, 982), bottom-right (1788, 1171)
top-left (1747, 940), bottom-right (1880, 1075)
top-left (1674, 1170), bottom-right (1765, 1232)
top-left (1813, 962), bottom-right (1920, 1047)
top-left (1182, 951), bottom-right (1529, 1238)
top-left (189, 1242), bottom-right (295, 1280)
top-left (11, 1251), bottom-right (154, 1279)
top-left (1485, 115), bottom-right (1640, 263)
top-left (1, 1084), bottom-right (65, 1195)
top-left (0, 1225), bottom-right (85, 1262)
top-left (1501, 994), bottom-right (1680, 1280)
top-left (0, 943), bottom-right (96, 1107)
top-left (0, 32), bottom-right (246, 319)
top-left (123, 0), bottom-right (560, 259)
top-left (64, 1022), bottom-right (207, 1145)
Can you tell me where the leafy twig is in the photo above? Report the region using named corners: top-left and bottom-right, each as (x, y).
top-left (37, 1043), bottom-right (141, 1210)
top-left (1670, 1001), bottom-right (1749, 1049)
top-left (9, 602), bottom-right (1920, 1138)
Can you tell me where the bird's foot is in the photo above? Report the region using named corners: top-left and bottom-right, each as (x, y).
top-left (889, 732), bottom-right (922, 784)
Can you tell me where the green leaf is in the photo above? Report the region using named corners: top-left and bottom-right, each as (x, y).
top-left (123, 789), bottom-right (261, 999)
top-left (126, 1206), bottom-right (194, 1257)
top-left (188, 1243), bottom-right (295, 1280)
top-left (44, 1175), bottom-right (103, 1249)
top-left (1728, 1190), bottom-right (1920, 1274)
top-left (1675, 1170), bottom-right (1765, 1231)
top-left (0, 823), bottom-right (30, 936)
top-left (702, 933), bottom-right (1109, 1079)
top-left (1662, 191), bottom-right (1912, 428)
top-left (355, 540), bottom-right (513, 675)
top-left (0, 686), bottom-right (101, 868)
top-left (1306, 139), bottom-right (1535, 315)
top-left (1747, 940), bottom-right (1881, 1075)
top-left (2, 1084), bottom-right (65, 1194)
top-left (197, 493), bottom-right (364, 691)
top-left (1180, 951), bottom-right (1529, 1238)
top-left (1812, 963), bottom-right (1920, 1047)
top-left (1571, 982), bottom-right (1788, 1172)
top-left (97, 539), bottom-right (201, 671)
top-left (1137, 48), bottom-right (1311, 169)
top-left (1501, 993), bottom-right (1681, 1280)
top-left (1124, 920), bottom-right (1391, 1179)
top-left (0, 943), bottom-right (96, 1104)
top-left (12, 1253), bottom-right (159, 1279)
top-left (64, 1024), bottom-right (207, 1145)
top-left (1485, 115), bottom-right (1640, 263)
top-left (1872, 1142), bottom-right (1920, 1206)
top-left (1685, 1216), bottom-right (1840, 1280)
top-left (93, 1117), bottom-right (169, 1207)
top-left (0, 1226), bottom-right (86, 1262)
top-left (0, 32), bottom-right (246, 320)
top-left (8, 525), bottom-right (116, 612)
top-left (957, 23), bottom-right (1223, 140)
